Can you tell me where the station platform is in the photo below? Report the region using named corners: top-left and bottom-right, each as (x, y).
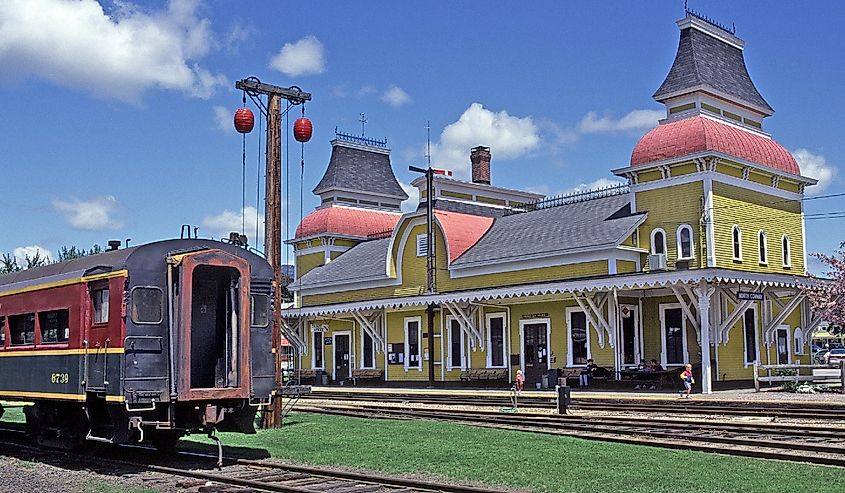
top-left (308, 385), bottom-right (845, 406)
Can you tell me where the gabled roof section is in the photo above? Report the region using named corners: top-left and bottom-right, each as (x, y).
top-left (653, 13), bottom-right (773, 116)
top-left (434, 211), bottom-right (494, 262)
top-left (452, 193), bottom-right (645, 267)
top-left (313, 138), bottom-right (408, 200)
top-left (297, 238), bottom-right (390, 288)
top-left (294, 205), bottom-right (402, 239)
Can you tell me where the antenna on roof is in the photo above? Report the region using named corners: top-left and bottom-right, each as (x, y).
top-left (425, 120), bottom-right (432, 168)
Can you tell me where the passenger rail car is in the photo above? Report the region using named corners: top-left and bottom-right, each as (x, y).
top-left (0, 239), bottom-right (275, 449)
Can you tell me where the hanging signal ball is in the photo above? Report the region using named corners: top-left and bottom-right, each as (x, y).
top-left (294, 116), bottom-right (313, 142)
top-left (233, 107), bottom-right (254, 133)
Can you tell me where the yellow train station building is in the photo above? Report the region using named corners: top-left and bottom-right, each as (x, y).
top-left (281, 12), bottom-right (824, 393)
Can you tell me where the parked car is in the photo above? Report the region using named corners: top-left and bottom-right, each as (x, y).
top-left (827, 348), bottom-right (845, 365)
top-left (813, 349), bottom-right (830, 364)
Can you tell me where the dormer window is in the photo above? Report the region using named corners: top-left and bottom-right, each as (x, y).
top-left (651, 229), bottom-right (667, 255)
top-left (732, 225), bottom-right (742, 261)
top-left (676, 225), bottom-right (694, 260)
top-left (758, 230), bottom-right (768, 265)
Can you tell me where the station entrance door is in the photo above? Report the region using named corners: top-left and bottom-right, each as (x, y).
top-left (522, 322), bottom-right (548, 386)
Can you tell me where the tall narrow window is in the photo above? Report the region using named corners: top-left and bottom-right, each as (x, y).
top-left (448, 318), bottom-right (464, 369)
top-left (661, 306), bottom-right (686, 366)
top-left (782, 235), bottom-right (791, 267)
top-left (92, 287), bottom-right (109, 324)
top-left (567, 309), bottom-right (589, 366)
top-left (651, 229), bottom-right (666, 255)
top-left (758, 231), bottom-right (768, 264)
top-left (487, 314), bottom-right (506, 368)
top-left (404, 317), bottom-right (422, 369)
top-left (677, 225), bottom-right (693, 259)
top-left (312, 330), bottom-right (324, 369)
top-left (776, 327), bottom-right (790, 365)
top-left (743, 308), bottom-right (758, 365)
top-left (732, 225), bottom-right (742, 261)
top-left (361, 329), bottom-right (374, 368)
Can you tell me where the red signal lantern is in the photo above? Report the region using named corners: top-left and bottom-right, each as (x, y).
top-left (294, 116), bottom-right (313, 143)
top-left (234, 107), bottom-right (254, 133)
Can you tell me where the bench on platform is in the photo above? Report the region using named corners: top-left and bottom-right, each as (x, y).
top-left (459, 368), bottom-right (509, 382)
top-left (351, 368), bottom-right (383, 384)
top-left (558, 367), bottom-right (612, 388)
top-left (294, 369), bottom-right (321, 384)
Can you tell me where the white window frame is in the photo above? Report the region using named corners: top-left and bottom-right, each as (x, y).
top-left (445, 315), bottom-right (466, 370)
top-left (486, 313), bottom-right (508, 369)
top-left (311, 326), bottom-right (325, 370)
top-left (776, 325), bottom-right (791, 365)
top-left (650, 228), bottom-right (667, 256)
top-left (731, 225), bottom-right (743, 261)
top-left (758, 230), bottom-right (768, 265)
top-left (793, 328), bottom-right (805, 355)
top-left (676, 224), bottom-right (694, 260)
top-left (566, 307), bottom-right (591, 367)
top-left (619, 304), bottom-right (641, 367)
top-left (659, 303), bottom-right (688, 368)
top-left (359, 326), bottom-right (376, 369)
top-left (92, 287), bottom-right (109, 324)
top-left (415, 234), bottom-right (428, 257)
top-left (404, 316), bottom-right (423, 371)
top-left (741, 306), bottom-right (759, 368)
top-left (782, 235), bottom-right (791, 268)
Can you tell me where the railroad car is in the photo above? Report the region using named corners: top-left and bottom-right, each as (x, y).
top-left (0, 239), bottom-right (275, 450)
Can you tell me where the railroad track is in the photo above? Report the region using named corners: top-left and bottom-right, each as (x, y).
top-left (0, 423), bottom-right (510, 493)
top-left (303, 390), bottom-right (845, 420)
top-left (298, 403), bottom-right (845, 468)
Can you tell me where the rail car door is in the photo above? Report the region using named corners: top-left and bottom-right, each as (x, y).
top-left (522, 322), bottom-right (548, 386)
top-left (333, 333), bottom-right (351, 382)
top-left (84, 279), bottom-right (114, 393)
top-left (175, 250), bottom-right (251, 401)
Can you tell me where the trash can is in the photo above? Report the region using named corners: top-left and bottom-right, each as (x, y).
top-left (320, 371), bottom-right (329, 385)
top-left (546, 369), bottom-right (561, 387)
top-left (541, 374), bottom-right (549, 389)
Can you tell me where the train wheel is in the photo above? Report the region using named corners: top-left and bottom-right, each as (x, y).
top-left (26, 402), bottom-right (89, 450)
top-left (149, 430), bottom-right (184, 452)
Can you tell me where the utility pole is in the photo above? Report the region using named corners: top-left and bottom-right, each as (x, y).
top-left (235, 77), bottom-right (311, 428)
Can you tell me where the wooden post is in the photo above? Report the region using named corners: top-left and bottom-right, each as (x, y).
top-left (840, 360), bottom-right (845, 394)
top-left (266, 94), bottom-right (283, 428)
top-left (753, 361), bottom-right (759, 392)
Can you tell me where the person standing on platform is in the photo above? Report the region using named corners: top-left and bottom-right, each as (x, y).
top-left (514, 369), bottom-right (525, 395)
top-left (679, 363), bottom-right (694, 398)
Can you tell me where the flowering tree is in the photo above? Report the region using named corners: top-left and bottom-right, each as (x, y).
top-left (806, 241), bottom-right (845, 327)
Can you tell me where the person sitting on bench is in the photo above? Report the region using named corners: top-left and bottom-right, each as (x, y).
top-left (579, 359), bottom-right (598, 387)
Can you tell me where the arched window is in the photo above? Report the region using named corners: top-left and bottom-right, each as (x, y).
top-left (651, 228), bottom-right (667, 255)
top-left (782, 235), bottom-right (791, 267)
top-left (758, 230), bottom-right (768, 265)
top-left (732, 225), bottom-right (742, 261)
top-left (676, 225), bottom-right (694, 260)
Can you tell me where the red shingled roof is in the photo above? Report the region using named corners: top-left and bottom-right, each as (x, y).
top-left (295, 206), bottom-right (402, 239)
top-left (630, 116), bottom-right (799, 175)
top-left (434, 211), bottom-right (494, 262)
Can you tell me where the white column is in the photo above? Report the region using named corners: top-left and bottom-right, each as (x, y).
top-left (694, 281), bottom-right (716, 394)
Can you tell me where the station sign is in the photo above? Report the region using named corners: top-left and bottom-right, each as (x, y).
top-left (737, 291), bottom-right (764, 301)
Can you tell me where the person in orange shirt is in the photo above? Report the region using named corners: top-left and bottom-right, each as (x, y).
top-left (515, 369), bottom-right (525, 393)
top-left (679, 363), bottom-right (694, 398)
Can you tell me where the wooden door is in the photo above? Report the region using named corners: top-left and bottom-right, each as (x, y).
top-left (523, 323), bottom-right (548, 385)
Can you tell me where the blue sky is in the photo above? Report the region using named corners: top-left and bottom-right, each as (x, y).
top-left (0, 1), bottom-right (842, 272)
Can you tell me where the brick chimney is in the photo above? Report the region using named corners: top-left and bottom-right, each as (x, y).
top-left (470, 146), bottom-right (491, 185)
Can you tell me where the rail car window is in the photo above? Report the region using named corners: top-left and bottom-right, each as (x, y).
top-left (10, 314), bottom-right (35, 345)
top-left (0, 316), bottom-right (5, 346)
top-left (131, 287), bottom-right (163, 324)
top-left (251, 294), bottom-right (270, 327)
top-left (39, 310), bottom-right (69, 344)
top-left (92, 288), bottom-right (109, 324)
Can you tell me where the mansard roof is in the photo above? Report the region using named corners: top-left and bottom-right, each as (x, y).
top-left (312, 138), bottom-right (408, 200)
top-left (653, 15), bottom-right (773, 115)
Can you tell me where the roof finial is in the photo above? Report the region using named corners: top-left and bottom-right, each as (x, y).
top-left (359, 112), bottom-right (368, 136)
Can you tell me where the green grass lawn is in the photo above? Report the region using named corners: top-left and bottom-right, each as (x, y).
top-left (181, 412), bottom-right (843, 493)
top-left (3, 404), bottom-right (841, 493)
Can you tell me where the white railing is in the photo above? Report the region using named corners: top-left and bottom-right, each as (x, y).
top-left (752, 361), bottom-right (845, 393)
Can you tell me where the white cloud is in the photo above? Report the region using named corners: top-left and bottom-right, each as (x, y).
top-left (213, 105), bottom-right (235, 134)
top-left (792, 149), bottom-right (837, 195)
top-left (269, 35), bottom-right (325, 77)
top-left (431, 103), bottom-right (540, 178)
top-left (561, 177), bottom-right (626, 195)
top-left (202, 206), bottom-right (265, 247)
top-left (382, 85), bottom-right (412, 108)
top-left (357, 84), bottom-right (376, 98)
top-left (0, 0), bottom-right (226, 103)
top-left (13, 245), bottom-right (52, 266)
top-left (400, 182), bottom-right (420, 213)
top-left (577, 109), bottom-right (664, 133)
top-left (53, 196), bottom-right (123, 231)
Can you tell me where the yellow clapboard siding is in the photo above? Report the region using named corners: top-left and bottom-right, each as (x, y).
top-left (635, 181), bottom-right (704, 270)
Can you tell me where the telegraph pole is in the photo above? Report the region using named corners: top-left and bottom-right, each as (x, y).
top-left (235, 77), bottom-right (311, 427)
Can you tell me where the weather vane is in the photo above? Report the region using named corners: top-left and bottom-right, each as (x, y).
top-left (359, 112), bottom-right (368, 136)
